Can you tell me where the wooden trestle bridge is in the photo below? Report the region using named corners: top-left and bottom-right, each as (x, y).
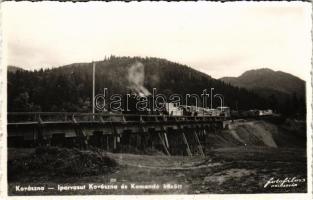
top-left (8, 112), bottom-right (227, 156)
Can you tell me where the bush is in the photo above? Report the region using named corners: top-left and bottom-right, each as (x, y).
top-left (8, 147), bottom-right (118, 180)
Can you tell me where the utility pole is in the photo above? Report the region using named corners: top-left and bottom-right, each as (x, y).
top-left (210, 88), bottom-right (214, 109)
top-left (92, 62), bottom-right (95, 116)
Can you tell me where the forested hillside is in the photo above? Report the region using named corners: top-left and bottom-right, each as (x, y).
top-left (8, 56), bottom-right (302, 116)
top-left (220, 68), bottom-right (306, 115)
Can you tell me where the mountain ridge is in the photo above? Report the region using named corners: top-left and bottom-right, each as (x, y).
top-left (8, 66), bottom-right (25, 73)
top-left (8, 56), bottom-right (270, 112)
top-left (220, 68), bottom-right (305, 97)
top-left (7, 57), bottom-right (305, 116)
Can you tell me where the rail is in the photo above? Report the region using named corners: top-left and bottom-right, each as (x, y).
top-left (8, 112), bottom-right (225, 124)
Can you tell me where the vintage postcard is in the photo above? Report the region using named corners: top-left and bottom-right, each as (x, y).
top-left (0, 1), bottom-right (312, 199)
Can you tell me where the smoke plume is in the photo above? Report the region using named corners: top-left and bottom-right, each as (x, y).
top-left (127, 61), bottom-right (151, 97)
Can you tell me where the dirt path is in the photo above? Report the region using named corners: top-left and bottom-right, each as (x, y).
top-left (8, 147), bottom-right (307, 195)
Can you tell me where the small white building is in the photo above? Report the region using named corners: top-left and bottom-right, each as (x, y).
top-left (202, 108), bottom-right (221, 117)
top-left (259, 109), bottom-right (273, 116)
top-left (217, 106), bottom-right (231, 117)
top-left (164, 103), bottom-right (184, 116)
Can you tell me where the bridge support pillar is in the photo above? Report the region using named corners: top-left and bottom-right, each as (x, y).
top-left (193, 130), bottom-right (205, 157)
top-left (181, 131), bottom-right (192, 156)
top-left (158, 132), bottom-right (171, 156)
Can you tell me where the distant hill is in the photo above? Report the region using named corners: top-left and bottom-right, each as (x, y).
top-left (220, 68), bottom-right (305, 97)
top-left (220, 68), bottom-right (306, 115)
top-left (7, 66), bottom-right (25, 73)
top-left (8, 56), bottom-right (270, 112)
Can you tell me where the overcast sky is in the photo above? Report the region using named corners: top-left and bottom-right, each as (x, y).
top-left (2, 1), bottom-right (312, 79)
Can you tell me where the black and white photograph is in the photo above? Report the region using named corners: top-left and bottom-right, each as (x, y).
top-left (1, 1), bottom-right (312, 198)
